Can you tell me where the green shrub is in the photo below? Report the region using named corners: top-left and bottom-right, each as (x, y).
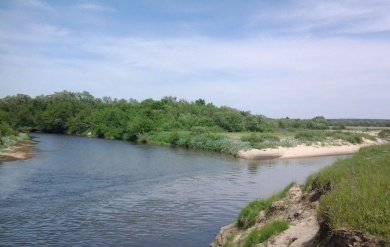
top-left (240, 133), bottom-right (280, 143)
top-left (243, 220), bottom-right (289, 247)
top-left (140, 131), bottom-right (251, 155)
top-left (294, 130), bottom-right (375, 144)
top-left (378, 130), bottom-right (390, 138)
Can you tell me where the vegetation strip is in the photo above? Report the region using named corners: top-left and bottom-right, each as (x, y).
top-left (306, 144), bottom-right (390, 245)
top-left (1, 91), bottom-right (387, 157)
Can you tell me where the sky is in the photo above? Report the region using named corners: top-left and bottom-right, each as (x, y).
top-left (0, 0), bottom-right (389, 118)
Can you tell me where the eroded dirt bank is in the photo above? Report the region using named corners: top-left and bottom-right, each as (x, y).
top-left (211, 185), bottom-right (384, 247)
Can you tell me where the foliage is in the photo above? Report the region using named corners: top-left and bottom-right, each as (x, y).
top-left (0, 133), bottom-right (29, 149)
top-left (3, 91), bottom-right (372, 155)
top-left (305, 145), bottom-right (390, 244)
top-left (0, 91), bottom-right (333, 140)
top-left (236, 183), bottom-right (294, 229)
top-left (141, 131), bottom-right (251, 155)
top-left (378, 130), bottom-right (390, 139)
top-left (0, 121), bottom-right (15, 138)
top-left (242, 220), bottom-right (289, 247)
top-left (294, 130), bottom-right (376, 144)
top-left (278, 116), bottom-right (329, 130)
top-left (329, 119), bottom-right (390, 127)
top-left (239, 133), bottom-right (296, 149)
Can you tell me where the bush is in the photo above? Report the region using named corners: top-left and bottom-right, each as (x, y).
top-left (240, 133), bottom-right (280, 143)
top-left (294, 130), bottom-right (375, 144)
top-left (378, 130), bottom-right (390, 138)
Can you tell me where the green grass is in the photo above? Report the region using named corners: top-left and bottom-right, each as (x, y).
top-left (378, 129), bottom-right (390, 139)
top-left (139, 129), bottom-right (379, 157)
top-left (139, 131), bottom-right (251, 156)
top-left (236, 183), bottom-right (294, 229)
top-left (242, 220), bottom-right (289, 247)
top-left (239, 133), bottom-right (296, 149)
top-left (294, 130), bottom-right (376, 144)
top-left (305, 144), bottom-right (390, 244)
top-left (0, 133), bottom-right (30, 150)
top-left (223, 233), bottom-right (237, 247)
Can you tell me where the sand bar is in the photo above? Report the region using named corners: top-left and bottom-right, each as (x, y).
top-left (237, 139), bottom-right (387, 160)
top-left (0, 141), bottom-right (35, 162)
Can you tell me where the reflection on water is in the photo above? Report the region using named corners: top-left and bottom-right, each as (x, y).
top-left (0, 134), bottom-right (350, 247)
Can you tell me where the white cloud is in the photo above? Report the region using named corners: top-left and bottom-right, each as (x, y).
top-left (0, 0), bottom-right (389, 118)
top-left (78, 3), bottom-right (114, 12)
top-left (1, 34), bottom-right (389, 118)
top-left (14, 0), bottom-right (55, 12)
top-left (249, 0), bottom-right (390, 35)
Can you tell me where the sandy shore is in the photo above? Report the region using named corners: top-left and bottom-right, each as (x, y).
top-left (0, 141), bottom-right (35, 162)
top-left (237, 139), bottom-right (387, 160)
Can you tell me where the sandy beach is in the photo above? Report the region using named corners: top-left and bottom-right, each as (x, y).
top-left (0, 141), bottom-right (35, 162)
top-left (237, 139), bottom-right (387, 160)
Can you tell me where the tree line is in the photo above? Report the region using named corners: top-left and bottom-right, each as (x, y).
top-left (0, 91), bottom-right (331, 141)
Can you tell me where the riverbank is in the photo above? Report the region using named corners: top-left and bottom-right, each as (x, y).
top-left (0, 140), bottom-right (35, 162)
top-left (237, 138), bottom-right (387, 160)
top-left (212, 144), bottom-right (390, 246)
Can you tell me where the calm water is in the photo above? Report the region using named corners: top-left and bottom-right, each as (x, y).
top-left (0, 134), bottom-right (349, 246)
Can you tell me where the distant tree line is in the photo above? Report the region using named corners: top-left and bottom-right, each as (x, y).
top-left (0, 91), bottom-right (330, 141)
top-left (328, 119), bottom-right (390, 128)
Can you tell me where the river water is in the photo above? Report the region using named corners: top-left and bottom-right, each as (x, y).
top-left (0, 134), bottom-right (349, 246)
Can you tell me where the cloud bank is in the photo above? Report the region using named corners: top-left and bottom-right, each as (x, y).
top-left (0, 0), bottom-right (389, 118)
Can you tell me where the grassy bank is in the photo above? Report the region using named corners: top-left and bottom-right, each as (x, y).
top-left (138, 130), bottom-right (378, 156)
top-left (306, 144), bottom-right (390, 244)
top-left (0, 133), bottom-right (30, 150)
top-left (236, 183), bottom-right (294, 229)
top-left (218, 145), bottom-right (390, 246)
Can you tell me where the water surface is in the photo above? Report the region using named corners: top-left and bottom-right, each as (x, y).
top-left (0, 134), bottom-right (349, 246)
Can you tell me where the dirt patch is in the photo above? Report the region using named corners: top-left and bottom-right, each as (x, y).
top-left (211, 185), bottom-right (320, 247)
top-left (0, 141), bottom-right (35, 163)
top-left (315, 229), bottom-right (386, 247)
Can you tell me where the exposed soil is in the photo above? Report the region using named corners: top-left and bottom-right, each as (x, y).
top-left (210, 185), bottom-right (384, 247)
top-left (0, 141), bottom-right (35, 163)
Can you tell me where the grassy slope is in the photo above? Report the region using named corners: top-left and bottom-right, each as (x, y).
top-left (306, 144), bottom-right (390, 243)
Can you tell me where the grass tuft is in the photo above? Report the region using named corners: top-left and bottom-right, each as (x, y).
top-left (236, 183), bottom-right (294, 229)
top-left (242, 220), bottom-right (289, 247)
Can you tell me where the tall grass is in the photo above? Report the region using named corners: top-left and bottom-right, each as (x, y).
top-left (0, 133), bottom-right (29, 149)
top-left (139, 131), bottom-right (251, 156)
top-left (240, 133), bottom-right (296, 149)
top-left (378, 129), bottom-right (390, 139)
top-left (236, 183), bottom-right (294, 229)
top-left (294, 130), bottom-right (376, 144)
top-left (306, 144), bottom-right (390, 244)
top-left (242, 220), bottom-right (289, 247)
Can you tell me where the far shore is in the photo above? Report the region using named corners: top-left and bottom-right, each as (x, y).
top-left (237, 139), bottom-right (388, 160)
top-left (0, 141), bottom-right (35, 163)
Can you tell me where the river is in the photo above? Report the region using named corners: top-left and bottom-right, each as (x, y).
top-left (0, 133), bottom-right (349, 246)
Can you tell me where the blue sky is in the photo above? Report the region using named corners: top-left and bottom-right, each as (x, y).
top-left (0, 0), bottom-right (389, 118)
